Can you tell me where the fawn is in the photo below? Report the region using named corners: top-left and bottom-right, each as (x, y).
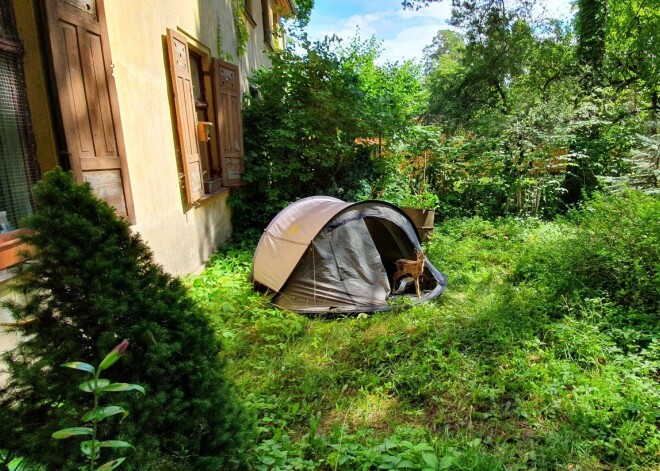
top-left (392, 249), bottom-right (425, 298)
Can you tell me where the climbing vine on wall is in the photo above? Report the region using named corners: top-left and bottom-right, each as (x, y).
top-left (233, 0), bottom-right (249, 57)
top-left (215, 1), bottom-right (249, 62)
top-left (216, 23), bottom-right (233, 62)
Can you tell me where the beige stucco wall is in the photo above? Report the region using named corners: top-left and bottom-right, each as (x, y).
top-left (103, 0), bottom-right (277, 275)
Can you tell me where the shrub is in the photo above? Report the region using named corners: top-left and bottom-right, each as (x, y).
top-left (0, 169), bottom-right (251, 470)
top-left (232, 35), bottom-right (424, 232)
top-left (514, 190), bottom-right (659, 315)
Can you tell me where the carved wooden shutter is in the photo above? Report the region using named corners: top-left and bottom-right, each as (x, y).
top-left (211, 59), bottom-right (244, 187)
top-left (166, 29), bottom-right (204, 203)
top-left (45, 0), bottom-right (135, 222)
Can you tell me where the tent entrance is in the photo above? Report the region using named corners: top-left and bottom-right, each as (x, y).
top-left (364, 217), bottom-right (436, 296)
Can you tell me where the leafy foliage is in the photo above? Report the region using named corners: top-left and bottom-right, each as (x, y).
top-left (406, 0), bottom-right (659, 216)
top-left (53, 341), bottom-right (143, 471)
top-left (232, 35), bottom-right (424, 231)
top-left (513, 190), bottom-right (660, 314)
top-left (0, 169), bottom-right (250, 470)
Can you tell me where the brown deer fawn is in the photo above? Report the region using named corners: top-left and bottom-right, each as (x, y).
top-left (392, 249), bottom-right (426, 298)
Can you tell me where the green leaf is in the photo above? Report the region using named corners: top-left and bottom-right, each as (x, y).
top-left (99, 440), bottom-right (133, 449)
top-left (82, 406), bottom-right (129, 423)
top-left (61, 362), bottom-right (96, 374)
top-left (7, 457), bottom-right (25, 471)
top-left (422, 452), bottom-right (438, 469)
top-left (439, 455), bottom-right (455, 470)
top-left (95, 457), bottom-right (126, 470)
top-left (52, 427), bottom-right (93, 439)
top-left (468, 438), bottom-right (481, 447)
top-left (80, 440), bottom-right (100, 457)
top-left (79, 379), bottom-right (111, 393)
top-left (101, 383), bottom-right (145, 394)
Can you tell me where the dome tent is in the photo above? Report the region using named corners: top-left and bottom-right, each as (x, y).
top-left (251, 196), bottom-right (447, 313)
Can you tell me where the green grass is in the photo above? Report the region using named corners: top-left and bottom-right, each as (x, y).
top-left (188, 194), bottom-right (660, 470)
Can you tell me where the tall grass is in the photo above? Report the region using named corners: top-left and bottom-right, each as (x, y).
top-left (189, 191), bottom-right (659, 470)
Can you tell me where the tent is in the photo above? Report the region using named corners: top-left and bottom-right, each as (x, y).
top-left (251, 196), bottom-right (448, 313)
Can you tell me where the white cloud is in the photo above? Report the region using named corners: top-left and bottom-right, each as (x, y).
top-left (330, 12), bottom-right (384, 38)
top-left (308, 3), bottom-right (452, 64)
top-left (380, 24), bottom-right (444, 64)
top-left (306, 0), bottom-right (573, 64)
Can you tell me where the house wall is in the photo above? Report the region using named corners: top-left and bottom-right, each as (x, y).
top-left (14, 0), bottom-right (283, 277)
top-left (1, 0), bottom-right (284, 361)
top-left (98, 0), bottom-right (276, 274)
top-left (0, 279), bottom-right (21, 355)
top-left (6, 0), bottom-right (277, 278)
top-left (1, 0), bottom-right (281, 313)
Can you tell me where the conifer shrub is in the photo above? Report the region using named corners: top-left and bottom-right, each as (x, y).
top-left (0, 168), bottom-right (251, 470)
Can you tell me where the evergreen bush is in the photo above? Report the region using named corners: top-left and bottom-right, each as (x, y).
top-left (0, 168), bottom-right (251, 470)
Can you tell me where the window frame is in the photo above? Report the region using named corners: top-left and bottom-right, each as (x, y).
top-left (243, 0), bottom-right (256, 27)
top-left (0, 1), bottom-right (39, 270)
top-left (188, 49), bottom-right (221, 183)
top-left (260, 0), bottom-right (273, 51)
top-left (167, 29), bottom-right (244, 203)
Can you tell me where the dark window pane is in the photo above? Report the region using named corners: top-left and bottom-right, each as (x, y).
top-left (0, 47), bottom-right (39, 231)
top-left (0, 0), bottom-right (17, 39)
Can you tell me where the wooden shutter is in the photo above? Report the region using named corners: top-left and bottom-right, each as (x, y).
top-left (211, 59), bottom-right (244, 187)
top-left (166, 29), bottom-right (204, 203)
top-left (45, 0), bottom-right (135, 222)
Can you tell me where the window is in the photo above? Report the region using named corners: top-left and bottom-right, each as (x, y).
top-left (166, 28), bottom-right (244, 204)
top-left (261, 0), bottom-right (273, 51)
top-left (243, 0), bottom-right (256, 27)
top-left (0, 0), bottom-right (39, 269)
top-left (189, 51), bottom-right (220, 181)
top-left (272, 9), bottom-right (281, 45)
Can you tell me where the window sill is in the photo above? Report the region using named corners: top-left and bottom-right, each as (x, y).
top-left (0, 230), bottom-right (27, 270)
top-left (197, 186), bottom-right (230, 204)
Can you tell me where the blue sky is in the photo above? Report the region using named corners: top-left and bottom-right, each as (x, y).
top-left (305, 0), bottom-right (574, 64)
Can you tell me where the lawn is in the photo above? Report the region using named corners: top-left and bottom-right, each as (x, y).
top-left (188, 195), bottom-right (659, 470)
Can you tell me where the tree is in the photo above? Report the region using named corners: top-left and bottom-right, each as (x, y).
top-left (0, 169), bottom-right (251, 470)
top-left (605, 0), bottom-right (660, 127)
top-left (421, 29), bottom-right (464, 75)
top-left (409, 0), bottom-right (658, 216)
top-left (232, 35), bottom-right (424, 232)
top-left (575, 0), bottom-right (608, 91)
top-left (424, 2), bottom-right (542, 127)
